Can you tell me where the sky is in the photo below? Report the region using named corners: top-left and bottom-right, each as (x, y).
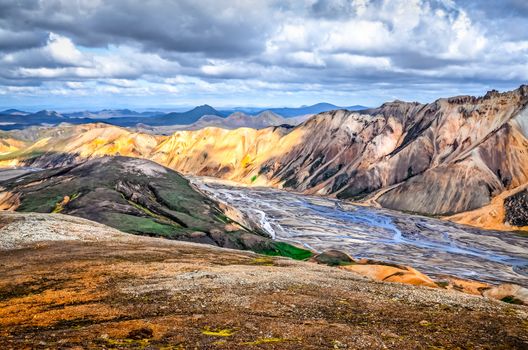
top-left (0, 0), bottom-right (527, 111)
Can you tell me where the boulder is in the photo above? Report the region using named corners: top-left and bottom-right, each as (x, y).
top-left (312, 250), bottom-right (355, 266)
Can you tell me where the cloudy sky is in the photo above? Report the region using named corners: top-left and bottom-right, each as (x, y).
top-left (0, 0), bottom-right (527, 111)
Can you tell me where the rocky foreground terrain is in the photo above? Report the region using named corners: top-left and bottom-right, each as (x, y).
top-left (1, 212), bottom-right (527, 349)
top-left (1, 86), bottom-right (527, 231)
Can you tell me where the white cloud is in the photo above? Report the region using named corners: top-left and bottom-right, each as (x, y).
top-left (45, 33), bottom-right (84, 65)
top-left (1, 33), bottom-right (91, 68)
top-left (323, 20), bottom-right (391, 53)
top-left (287, 51), bottom-right (326, 68)
top-left (331, 53), bottom-right (391, 70)
top-left (3, 37), bottom-right (181, 81)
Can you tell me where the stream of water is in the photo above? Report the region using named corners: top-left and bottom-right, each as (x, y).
top-left (193, 177), bottom-right (528, 286)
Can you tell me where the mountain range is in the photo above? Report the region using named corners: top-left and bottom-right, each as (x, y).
top-left (136, 111), bottom-right (311, 134)
top-left (221, 103), bottom-right (367, 117)
top-left (1, 86), bottom-right (527, 232)
top-left (2, 86), bottom-right (528, 345)
top-left (0, 103), bottom-right (366, 131)
top-left (64, 109), bottom-right (160, 119)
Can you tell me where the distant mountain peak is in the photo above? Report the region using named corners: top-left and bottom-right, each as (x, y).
top-left (35, 109), bottom-right (62, 116)
top-left (256, 110), bottom-right (281, 119)
top-left (192, 104), bottom-right (218, 112)
top-left (0, 109), bottom-right (29, 116)
top-left (312, 102), bottom-right (338, 107)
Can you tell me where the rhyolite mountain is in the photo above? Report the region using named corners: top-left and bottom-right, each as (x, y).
top-left (188, 111), bottom-right (287, 130)
top-left (133, 111), bottom-right (311, 135)
top-left (0, 156), bottom-right (311, 258)
top-left (1, 86), bottom-right (528, 231)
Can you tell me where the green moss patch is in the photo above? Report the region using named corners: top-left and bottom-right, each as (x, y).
top-left (257, 242), bottom-right (313, 260)
top-left (501, 295), bottom-right (524, 305)
top-left (105, 213), bottom-right (182, 237)
top-left (18, 194), bottom-right (64, 213)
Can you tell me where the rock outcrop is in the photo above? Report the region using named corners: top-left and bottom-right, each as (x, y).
top-left (340, 263), bottom-right (438, 288)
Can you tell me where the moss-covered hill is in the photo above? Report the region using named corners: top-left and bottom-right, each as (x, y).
top-left (0, 156), bottom-right (311, 259)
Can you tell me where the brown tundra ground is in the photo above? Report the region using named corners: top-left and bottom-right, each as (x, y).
top-left (0, 213), bottom-right (527, 349)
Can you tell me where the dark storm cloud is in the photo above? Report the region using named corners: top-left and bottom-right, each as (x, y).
top-left (0, 29), bottom-right (47, 52)
top-left (458, 0), bottom-right (528, 17)
top-left (0, 0), bottom-right (274, 57)
top-left (456, 0), bottom-right (528, 41)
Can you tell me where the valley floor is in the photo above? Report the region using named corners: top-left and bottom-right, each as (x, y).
top-left (193, 177), bottom-right (528, 287)
top-left (0, 213), bottom-right (527, 349)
